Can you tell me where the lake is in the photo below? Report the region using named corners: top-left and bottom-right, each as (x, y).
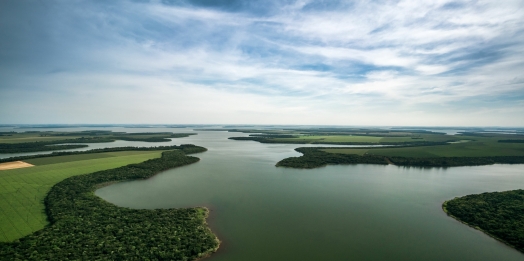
top-left (95, 130), bottom-right (524, 261)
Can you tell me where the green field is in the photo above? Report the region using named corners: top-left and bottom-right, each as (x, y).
top-left (229, 129), bottom-right (471, 145)
top-left (0, 131), bottom-right (196, 153)
top-left (323, 136), bottom-right (524, 158)
top-left (271, 133), bottom-right (469, 144)
top-left (0, 150), bottom-right (164, 242)
top-left (0, 130), bottom-right (194, 144)
top-left (23, 151), bottom-right (160, 165)
top-left (321, 148), bottom-right (369, 155)
top-left (230, 129), bottom-right (524, 165)
top-left (0, 133), bottom-right (81, 144)
top-left (274, 135), bottom-right (384, 143)
top-left (273, 131), bottom-right (524, 168)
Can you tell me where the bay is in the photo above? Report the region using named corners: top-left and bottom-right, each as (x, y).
top-left (96, 130), bottom-right (524, 261)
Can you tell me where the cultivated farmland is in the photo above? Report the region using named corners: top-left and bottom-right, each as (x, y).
top-left (0, 150), bottom-right (165, 241)
top-left (322, 136), bottom-right (524, 158)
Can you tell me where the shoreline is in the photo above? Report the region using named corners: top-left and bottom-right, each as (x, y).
top-left (94, 187), bottom-right (222, 260)
top-left (442, 200), bottom-right (520, 253)
top-left (92, 172), bottom-right (221, 260)
top-left (195, 206), bottom-right (221, 260)
top-left (275, 147), bottom-right (524, 169)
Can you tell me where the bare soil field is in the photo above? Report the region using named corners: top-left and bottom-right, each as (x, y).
top-left (0, 161), bottom-right (34, 171)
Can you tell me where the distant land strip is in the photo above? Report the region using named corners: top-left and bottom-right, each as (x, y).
top-left (0, 145), bottom-right (198, 164)
top-left (228, 136), bottom-right (450, 146)
top-left (499, 140), bottom-right (524, 143)
top-left (276, 147), bottom-right (524, 168)
top-left (0, 131), bottom-right (195, 153)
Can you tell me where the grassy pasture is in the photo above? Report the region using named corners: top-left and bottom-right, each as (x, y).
top-left (0, 133), bottom-right (83, 144)
top-left (23, 150), bottom-right (158, 166)
top-left (273, 135), bottom-right (384, 143)
top-left (321, 148), bottom-right (369, 155)
top-left (24, 153), bottom-right (113, 165)
top-left (323, 138), bottom-right (524, 158)
top-left (0, 150), bottom-right (164, 242)
top-left (380, 134), bottom-right (459, 142)
top-left (266, 133), bottom-right (461, 144)
top-left (0, 131), bottom-right (193, 144)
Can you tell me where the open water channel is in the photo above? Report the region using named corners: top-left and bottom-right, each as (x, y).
top-left (90, 130), bottom-right (524, 261)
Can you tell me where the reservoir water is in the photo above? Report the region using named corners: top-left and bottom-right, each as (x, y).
top-left (17, 128), bottom-right (524, 260)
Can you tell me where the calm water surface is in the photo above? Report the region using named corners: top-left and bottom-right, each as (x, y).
top-left (94, 130), bottom-right (521, 260)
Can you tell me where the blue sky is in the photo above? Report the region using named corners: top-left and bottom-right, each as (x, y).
top-left (0, 0), bottom-right (523, 126)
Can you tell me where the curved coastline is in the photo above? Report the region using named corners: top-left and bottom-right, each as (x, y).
top-left (194, 206), bottom-right (221, 260)
top-left (442, 190), bottom-right (524, 254)
top-left (0, 145), bottom-right (220, 260)
top-left (442, 201), bottom-right (509, 248)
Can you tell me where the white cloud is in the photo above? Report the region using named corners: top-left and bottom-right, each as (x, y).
top-left (1, 0), bottom-right (523, 125)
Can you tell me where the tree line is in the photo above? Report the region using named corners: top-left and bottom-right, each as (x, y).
top-left (443, 190), bottom-right (524, 253)
top-left (276, 148), bottom-right (388, 168)
top-left (499, 140), bottom-right (524, 143)
top-left (0, 145), bottom-right (219, 260)
top-left (276, 147), bottom-right (524, 169)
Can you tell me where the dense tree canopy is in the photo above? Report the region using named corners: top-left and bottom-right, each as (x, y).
top-left (276, 148), bottom-right (388, 168)
top-left (443, 190), bottom-right (524, 253)
top-left (276, 147), bottom-right (524, 168)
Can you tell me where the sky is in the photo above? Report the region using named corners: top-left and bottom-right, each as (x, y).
top-left (0, 0), bottom-right (523, 126)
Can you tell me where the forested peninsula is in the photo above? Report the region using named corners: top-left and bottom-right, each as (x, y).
top-left (276, 147), bottom-right (524, 168)
top-left (276, 147), bottom-right (388, 168)
top-left (443, 190), bottom-right (524, 253)
top-left (0, 145), bottom-right (220, 260)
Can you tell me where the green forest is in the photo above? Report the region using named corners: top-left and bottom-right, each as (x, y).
top-left (443, 190), bottom-right (524, 253)
top-left (0, 145), bottom-right (220, 260)
top-left (276, 147), bottom-right (524, 168)
top-left (276, 147), bottom-right (388, 168)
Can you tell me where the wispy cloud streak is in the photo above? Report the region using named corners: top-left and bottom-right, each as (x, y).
top-left (0, 0), bottom-right (523, 125)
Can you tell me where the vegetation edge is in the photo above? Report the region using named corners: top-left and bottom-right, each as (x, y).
top-left (442, 190), bottom-right (524, 254)
top-left (0, 144), bottom-right (220, 260)
top-left (275, 147), bottom-right (524, 168)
